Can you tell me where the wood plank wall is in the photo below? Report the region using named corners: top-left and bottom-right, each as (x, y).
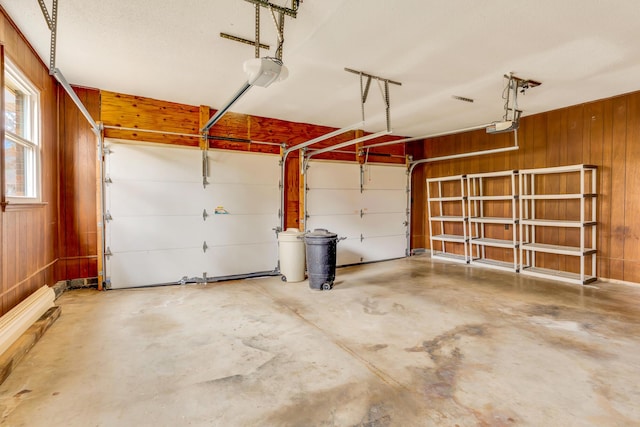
top-left (0, 9), bottom-right (59, 316)
top-left (411, 91), bottom-right (640, 283)
top-left (57, 87), bottom-right (100, 280)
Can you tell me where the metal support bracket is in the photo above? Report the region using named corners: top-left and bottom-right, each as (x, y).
top-left (346, 67), bottom-right (401, 132)
top-left (37, 0), bottom-right (58, 71)
top-left (202, 150), bottom-right (209, 188)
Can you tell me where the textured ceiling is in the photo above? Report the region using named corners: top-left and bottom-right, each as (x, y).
top-left (3, 0), bottom-right (640, 137)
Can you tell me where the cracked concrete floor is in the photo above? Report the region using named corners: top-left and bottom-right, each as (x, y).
top-left (1, 255), bottom-right (640, 426)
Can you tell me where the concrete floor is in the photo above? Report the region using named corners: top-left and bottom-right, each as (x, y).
top-left (1, 255), bottom-right (640, 426)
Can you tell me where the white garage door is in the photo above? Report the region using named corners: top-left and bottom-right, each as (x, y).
top-left (306, 161), bottom-right (407, 266)
top-left (103, 140), bottom-right (280, 288)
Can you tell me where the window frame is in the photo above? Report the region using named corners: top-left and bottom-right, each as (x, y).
top-left (3, 57), bottom-right (41, 205)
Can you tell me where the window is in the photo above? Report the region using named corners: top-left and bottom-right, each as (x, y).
top-left (4, 59), bottom-right (40, 201)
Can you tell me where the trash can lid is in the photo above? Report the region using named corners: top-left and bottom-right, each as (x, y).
top-left (305, 228), bottom-right (338, 239)
top-left (278, 228), bottom-right (305, 242)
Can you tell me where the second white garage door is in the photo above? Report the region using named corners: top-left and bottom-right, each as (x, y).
top-left (305, 161), bottom-right (407, 265)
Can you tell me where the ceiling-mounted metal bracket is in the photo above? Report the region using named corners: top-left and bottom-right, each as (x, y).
top-left (244, 0), bottom-right (300, 18)
top-left (346, 68), bottom-right (401, 132)
top-left (221, 0), bottom-right (299, 60)
top-left (37, 0), bottom-right (58, 72)
top-left (219, 33), bottom-right (270, 51)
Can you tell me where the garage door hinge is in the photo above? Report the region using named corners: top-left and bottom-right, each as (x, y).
top-left (279, 180), bottom-right (283, 190)
top-left (103, 146), bottom-right (112, 155)
top-left (360, 209), bottom-right (364, 218)
top-left (203, 209), bottom-right (209, 221)
top-left (105, 247), bottom-right (113, 258)
top-left (104, 175), bottom-right (113, 185)
top-left (278, 209), bottom-right (282, 219)
top-left (360, 233), bottom-right (364, 242)
top-left (203, 241), bottom-right (208, 253)
top-left (403, 220), bottom-right (408, 227)
top-left (105, 210), bottom-right (113, 222)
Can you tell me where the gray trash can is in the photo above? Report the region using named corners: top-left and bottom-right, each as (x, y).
top-left (304, 228), bottom-right (338, 290)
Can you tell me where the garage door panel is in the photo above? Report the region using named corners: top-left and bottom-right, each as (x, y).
top-left (107, 181), bottom-right (204, 216)
top-left (204, 183), bottom-right (279, 215)
top-left (362, 212), bottom-right (407, 237)
top-left (107, 216), bottom-right (202, 252)
top-left (336, 238), bottom-right (365, 266)
top-left (307, 162), bottom-right (360, 189)
top-left (108, 248), bottom-right (204, 288)
top-left (362, 190), bottom-right (407, 212)
top-left (203, 244), bottom-right (277, 276)
top-left (107, 143), bottom-right (201, 182)
top-left (307, 214), bottom-right (361, 239)
top-left (203, 215), bottom-right (277, 245)
top-left (361, 235), bottom-right (407, 262)
top-left (208, 150), bottom-right (279, 184)
top-left (362, 165), bottom-right (407, 189)
top-left (307, 189), bottom-right (361, 215)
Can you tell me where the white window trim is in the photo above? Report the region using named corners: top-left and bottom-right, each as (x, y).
top-left (4, 58), bottom-right (41, 204)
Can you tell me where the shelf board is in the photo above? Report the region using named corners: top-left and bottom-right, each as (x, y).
top-left (470, 237), bottom-right (518, 248)
top-left (520, 219), bottom-right (596, 228)
top-left (469, 216), bottom-right (517, 224)
top-left (429, 196), bottom-right (466, 202)
top-left (467, 170), bottom-right (518, 178)
top-left (468, 195), bottom-right (516, 201)
top-left (431, 234), bottom-right (467, 243)
top-left (431, 252), bottom-right (468, 264)
top-left (431, 215), bottom-right (467, 222)
top-left (469, 257), bottom-right (518, 272)
top-left (520, 266), bottom-right (597, 285)
top-left (427, 174), bottom-right (466, 183)
top-left (521, 243), bottom-right (596, 256)
top-left (520, 193), bottom-right (596, 200)
top-left (519, 164), bottom-right (597, 175)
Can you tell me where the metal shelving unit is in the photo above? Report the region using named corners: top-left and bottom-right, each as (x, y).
top-left (519, 164), bottom-right (597, 285)
top-left (467, 170), bottom-right (519, 272)
top-left (427, 174), bottom-right (468, 263)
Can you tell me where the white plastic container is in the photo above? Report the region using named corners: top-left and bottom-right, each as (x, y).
top-left (278, 228), bottom-right (306, 282)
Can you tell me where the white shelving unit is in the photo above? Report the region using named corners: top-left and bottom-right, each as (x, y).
top-left (519, 164), bottom-right (597, 285)
top-left (427, 174), bottom-right (468, 263)
top-left (467, 170), bottom-right (519, 272)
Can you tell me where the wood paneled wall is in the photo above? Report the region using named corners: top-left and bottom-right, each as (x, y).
top-left (411, 91), bottom-right (640, 283)
top-left (0, 9), bottom-right (59, 316)
top-left (57, 87), bottom-right (100, 280)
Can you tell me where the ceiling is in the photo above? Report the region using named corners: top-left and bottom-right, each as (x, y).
top-left (3, 0), bottom-right (640, 138)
